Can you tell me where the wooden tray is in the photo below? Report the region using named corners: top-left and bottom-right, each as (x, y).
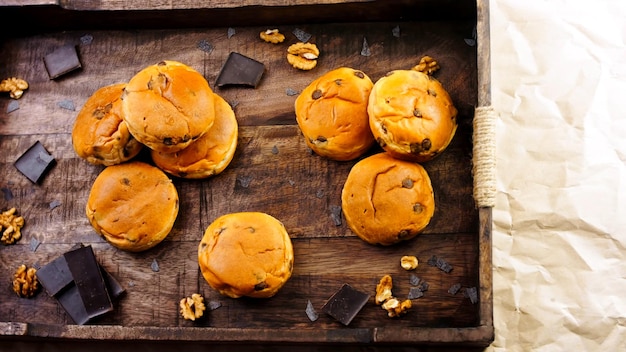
top-left (0, 0), bottom-right (493, 347)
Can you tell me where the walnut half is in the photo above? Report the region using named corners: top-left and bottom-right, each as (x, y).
top-left (13, 264), bottom-right (39, 298)
top-left (1, 207), bottom-right (25, 245)
top-left (287, 42), bottom-right (319, 71)
top-left (180, 293), bottom-right (206, 321)
top-left (0, 77), bottom-right (29, 99)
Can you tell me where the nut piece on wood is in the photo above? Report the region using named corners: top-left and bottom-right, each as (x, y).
top-left (180, 293), bottom-right (206, 321)
top-left (400, 255), bottom-right (419, 270)
top-left (375, 274), bottom-right (393, 305)
top-left (412, 55), bottom-right (440, 75)
top-left (13, 264), bottom-right (39, 298)
top-left (0, 77), bottom-right (29, 99)
top-left (287, 42), bottom-right (320, 70)
top-left (1, 207), bottom-right (25, 245)
top-left (260, 29), bottom-right (285, 44)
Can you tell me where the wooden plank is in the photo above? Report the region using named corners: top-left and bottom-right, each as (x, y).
top-left (0, 0), bottom-right (492, 346)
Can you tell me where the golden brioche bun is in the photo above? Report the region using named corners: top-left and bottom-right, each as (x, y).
top-left (122, 60), bottom-right (215, 153)
top-left (86, 161), bottom-right (179, 252)
top-left (341, 152), bottom-right (435, 245)
top-left (72, 83), bottom-right (143, 166)
top-left (368, 69), bottom-right (457, 162)
top-left (198, 212), bottom-right (294, 298)
top-left (151, 93), bottom-right (238, 179)
top-left (295, 67), bottom-right (375, 161)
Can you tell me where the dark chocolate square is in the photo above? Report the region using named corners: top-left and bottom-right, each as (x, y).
top-left (64, 245), bottom-right (113, 319)
top-left (14, 141), bottom-right (55, 183)
top-left (215, 52), bottom-right (265, 88)
top-left (43, 45), bottom-right (82, 80)
top-left (37, 255), bottom-right (74, 296)
top-left (321, 283), bottom-right (370, 326)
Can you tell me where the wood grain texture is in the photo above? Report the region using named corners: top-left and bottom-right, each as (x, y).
top-left (0, 0), bottom-right (492, 347)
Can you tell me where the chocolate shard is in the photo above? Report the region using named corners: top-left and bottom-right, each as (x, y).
top-left (43, 44), bottom-right (82, 79)
top-left (321, 283), bottom-right (370, 326)
top-left (64, 245), bottom-right (113, 320)
top-left (37, 255), bottom-right (74, 296)
top-left (57, 284), bottom-right (91, 325)
top-left (14, 141), bottom-right (56, 183)
top-left (215, 52), bottom-right (265, 88)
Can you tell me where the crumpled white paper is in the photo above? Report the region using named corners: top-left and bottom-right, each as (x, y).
top-left (488, 0), bottom-right (626, 350)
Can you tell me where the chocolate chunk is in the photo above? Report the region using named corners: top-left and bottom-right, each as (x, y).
top-left (43, 45), bottom-right (82, 79)
top-left (37, 255), bottom-right (74, 296)
top-left (305, 299), bottom-right (319, 322)
top-left (427, 255), bottom-right (453, 273)
top-left (321, 283), bottom-right (370, 326)
top-left (57, 285), bottom-right (91, 325)
top-left (215, 52), bottom-right (265, 88)
top-left (64, 245), bottom-right (113, 319)
top-left (14, 141), bottom-right (55, 183)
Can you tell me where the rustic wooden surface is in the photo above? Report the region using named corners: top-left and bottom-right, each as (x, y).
top-left (0, 0), bottom-right (491, 347)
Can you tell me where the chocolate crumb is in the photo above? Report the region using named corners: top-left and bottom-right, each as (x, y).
top-left (227, 27), bottom-right (236, 38)
top-left (271, 145), bottom-right (279, 155)
top-left (150, 259), bottom-right (160, 272)
top-left (409, 274), bottom-right (421, 286)
top-left (58, 99), bottom-right (75, 111)
top-left (208, 300), bottom-right (222, 310)
top-left (316, 189), bottom-right (325, 198)
top-left (360, 37), bottom-right (371, 57)
top-left (392, 25), bottom-right (401, 38)
top-left (80, 34), bottom-right (93, 45)
top-left (330, 205), bottom-right (342, 226)
top-left (237, 175), bottom-right (253, 188)
top-left (197, 39), bottom-right (214, 53)
top-left (407, 287), bottom-right (424, 299)
top-left (49, 199), bottom-right (62, 210)
top-left (286, 88), bottom-right (298, 96)
top-left (1, 187), bottom-right (13, 200)
top-left (464, 286), bottom-right (478, 304)
top-left (293, 28), bottom-right (312, 42)
top-left (29, 238), bottom-right (41, 252)
top-left (448, 283), bottom-right (462, 295)
top-left (7, 100), bottom-right (19, 113)
top-left (305, 299), bottom-right (319, 322)
top-left (427, 255), bottom-right (453, 273)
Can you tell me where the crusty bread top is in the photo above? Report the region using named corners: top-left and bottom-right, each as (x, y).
top-left (86, 161), bottom-right (179, 252)
top-left (151, 93), bottom-right (238, 179)
top-left (122, 60), bottom-right (215, 153)
top-left (198, 212), bottom-right (294, 298)
top-left (295, 67), bottom-right (375, 161)
top-left (368, 69), bottom-right (457, 162)
top-left (341, 152), bottom-right (435, 245)
top-left (72, 83), bottom-right (143, 166)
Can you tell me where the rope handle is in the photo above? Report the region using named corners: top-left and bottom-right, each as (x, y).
top-left (472, 106), bottom-right (497, 208)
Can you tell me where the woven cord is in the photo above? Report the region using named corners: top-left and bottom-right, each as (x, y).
top-left (472, 106), bottom-right (497, 208)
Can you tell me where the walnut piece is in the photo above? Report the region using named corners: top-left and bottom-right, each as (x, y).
top-left (1, 207), bottom-right (25, 245)
top-left (180, 293), bottom-right (206, 321)
top-left (0, 77), bottom-right (29, 99)
top-left (13, 264), bottom-right (39, 298)
top-left (400, 255), bottom-right (419, 270)
top-left (260, 29), bottom-right (285, 44)
top-left (287, 42), bottom-right (319, 71)
top-left (412, 56), bottom-right (440, 75)
top-left (375, 274), bottom-right (393, 305)
top-left (381, 297), bottom-right (412, 318)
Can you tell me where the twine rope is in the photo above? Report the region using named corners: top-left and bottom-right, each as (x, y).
top-left (472, 106), bottom-right (497, 208)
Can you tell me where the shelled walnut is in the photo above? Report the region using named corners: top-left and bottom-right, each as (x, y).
top-left (180, 293), bottom-right (206, 321)
top-left (375, 274), bottom-right (412, 318)
top-left (0, 77), bottom-right (29, 99)
top-left (412, 55), bottom-right (440, 75)
top-left (287, 42), bottom-right (319, 70)
top-left (1, 207), bottom-right (25, 245)
top-left (260, 29), bottom-right (285, 44)
top-left (13, 264), bottom-right (39, 298)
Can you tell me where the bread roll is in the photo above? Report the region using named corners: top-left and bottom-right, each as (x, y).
top-left (198, 212), bottom-right (294, 298)
top-left (295, 67), bottom-right (375, 161)
top-left (72, 83), bottom-right (143, 165)
top-left (368, 69), bottom-right (457, 162)
top-left (86, 161), bottom-right (179, 252)
top-left (122, 60), bottom-right (215, 153)
top-left (151, 93), bottom-right (238, 179)
top-left (341, 152), bottom-right (435, 245)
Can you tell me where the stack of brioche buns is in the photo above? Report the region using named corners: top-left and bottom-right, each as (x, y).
top-left (295, 59), bottom-right (457, 245)
top-left (74, 60), bottom-right (239, 253)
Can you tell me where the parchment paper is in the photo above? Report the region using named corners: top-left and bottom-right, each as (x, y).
top-left (488, 0), bottom-right (626, 350)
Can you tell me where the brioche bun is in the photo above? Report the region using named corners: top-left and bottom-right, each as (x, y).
top-left (341, 152), bottom-right (435, 245)
top-left (72, 83), bottom-right (143, 166)
top-left (368, 69), bottom-right (457, 162)
top-left (295, 67), bottom-right (375, 161)
top-left (122, 60), bottom-right (215, 153)
top-left (86, 161), bottom-right (179, 252)
top-left (198, 212), bottom-right (294, 298)
top-left (151, 93), bottom-right (238, 179)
